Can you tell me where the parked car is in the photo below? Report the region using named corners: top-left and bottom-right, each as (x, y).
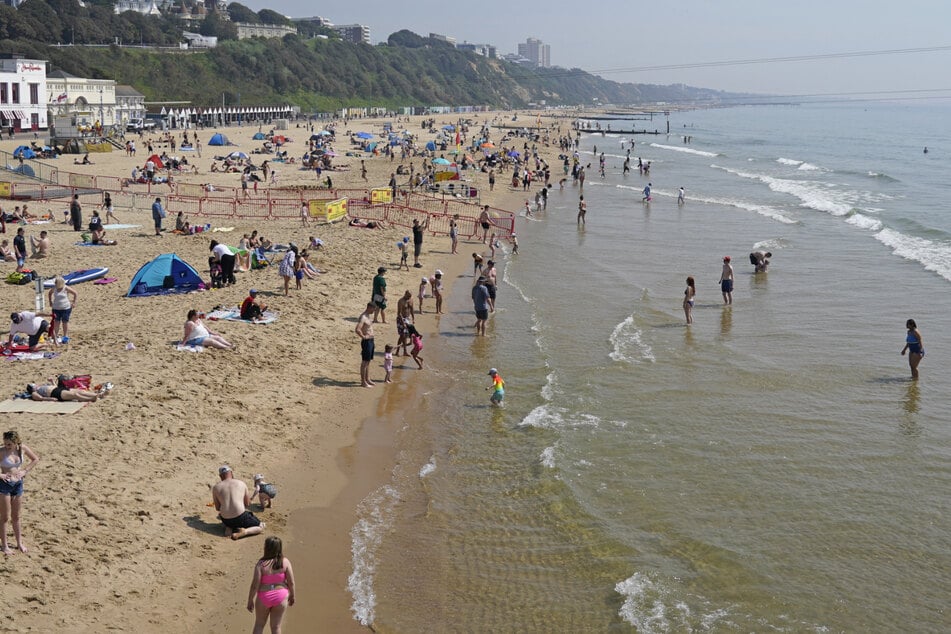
top-left (127, 118), bottom-right (157, 132)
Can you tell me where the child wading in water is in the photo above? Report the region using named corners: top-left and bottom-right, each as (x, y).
top-left (383, 344), bottom-right (394, 383)
top-left (486, 368), bottom-right (505, 406)
top-left (410, 333), bottom-right (424, 369)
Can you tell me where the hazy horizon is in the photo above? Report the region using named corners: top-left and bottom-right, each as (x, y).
top-left (239, 0), bottom-right (951, 100)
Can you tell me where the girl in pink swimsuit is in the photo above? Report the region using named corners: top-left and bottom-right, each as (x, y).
top-left (247, 536), bottom-right (296, 633)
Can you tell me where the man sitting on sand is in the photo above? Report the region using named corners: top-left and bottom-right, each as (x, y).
top-left (240, 289), bottom-right (268, 321)
top-left (212, 465), bottom-right (264, 540)
top-left (29, 231), bottom-right (49, 258)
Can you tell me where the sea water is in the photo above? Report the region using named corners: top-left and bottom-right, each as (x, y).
top-left (352, 102), bottom-right (951, 632)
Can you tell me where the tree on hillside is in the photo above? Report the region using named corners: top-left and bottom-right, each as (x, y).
top-left (226, 2), bottom-right (258, 23)
top-left (387, 29), bottom-right (426, 48)
top-left (200, 13), bottom-right (237, 40)
top-left (257, 9), bottom-right (291, 26)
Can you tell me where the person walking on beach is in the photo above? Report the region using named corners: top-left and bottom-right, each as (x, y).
top-left (356, 302), bottom-right (377, 388)
top-left (577, 195), bottom-right (587, 225)
top-left (1, 430), bottom-right (40, 554)
top-left (478, 206), bottom-right (492, 243)
top-left (719, 256), bottom-right (734, 305)
top-left (901, 319), bottom-right (924, 379)
top-left (683, 276), bottom-right (696, 324)
top-left (678, 187), bottom-right (685, 206)
top-left (247, 536), bottom-right (295, 634)
top-left (212, 466), bottom-right (264, 540)
top-left (642, 183), bottom-right (652, 202)
top-left (151, 197), bottom-right (166, 236)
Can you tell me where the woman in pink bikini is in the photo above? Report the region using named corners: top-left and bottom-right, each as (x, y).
top-left (247, 536), bottom-right (296, 633)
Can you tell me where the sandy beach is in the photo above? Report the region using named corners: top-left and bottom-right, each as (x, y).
top-left (0, 111), bottom-right (574, 631)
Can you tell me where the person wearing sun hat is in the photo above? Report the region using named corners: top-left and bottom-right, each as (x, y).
top-left (485, 368), bottom-right (505, 406)
top-left (719, 256), bottom-right (734, 305)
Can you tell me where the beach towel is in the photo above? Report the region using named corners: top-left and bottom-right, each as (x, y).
top-left (206, 307), bottom-right (278, 325)
top-left (75, 241), bottom-right (111, 247)
top-left (176, 343), bottom-right (204, 353)
top-left (211, 227), bottom-right (235, 233)
top-left (93, 277), bottom-right (119, 285)
top-left (103, 224), bottom-right (141, 230)
top-left (2, 352), bottom-right (60, 361)
top-left (0, 399), bottom-right (85, 414)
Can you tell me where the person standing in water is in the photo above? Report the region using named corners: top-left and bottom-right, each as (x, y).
top-left (719, 256), bottom-right (734, 305)
top-left (678, 187), bottom-right (685, 206)
top-left (577, 195), bottom-right (587, 225)
top-left (901, 319), bottom-right (924, 379)
top-left (683, 276), bottom-right (696, 324)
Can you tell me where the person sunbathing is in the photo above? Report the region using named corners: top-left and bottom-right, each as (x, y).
top-left (90, 227), bottom-right (117, 246)
top-left (26, 382), bottom-right (104, 402)
top-left (181, 309), bottom-right (234, 350)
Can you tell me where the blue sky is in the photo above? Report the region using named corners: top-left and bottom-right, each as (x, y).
top-left (242, 0), bottom-right (951, 97)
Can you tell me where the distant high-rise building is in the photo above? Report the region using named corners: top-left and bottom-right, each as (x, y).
top-left (517, 37), bottom-right (550, 68)
top-left (334, 24), bottom-right (370, 44)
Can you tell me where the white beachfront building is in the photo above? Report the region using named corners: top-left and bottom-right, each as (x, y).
top-left (0, 54), bottom-right (49, 132)
top-left (47, 70), bottom-right (117, 128)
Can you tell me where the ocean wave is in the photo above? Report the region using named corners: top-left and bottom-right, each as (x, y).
top-left (683, 188), bottom-right (799, 225)
top-left (649, 143), bottom-right (718, 157)
top-left (845, 212), bottom-right (883, 232)
top-left (616, 573), bottom-right (733, 633)
top-left (539, 446), bottom-right (556, 469)
top-left (348, 485), bottom-right (401, 627)
top-left (518, 405), bottom-right (603, 430)
top-left (875, 228), bottom-right (951, 282)
top-left (798, 162), bottom-right (823, 172)
top-left (609, 314), bottom-right (656, 363)
top-left (752, 238), bottom-right (790, 251)
top-left (776, 157), bottom-right (803, 166)
top-left (866, 171), bottom-right (899, 183)
top-left (713, 164), bottom-right (853, 216)
top-left (419, 456), bottom-right (437, 478)
top-left (540, 370), bottom-right (556, 401)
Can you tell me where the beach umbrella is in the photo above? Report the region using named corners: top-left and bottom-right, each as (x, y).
top-left (442, 125), bottom-right (455, 131)
top-left (425, 141), bottom-right (436, 151)
top-left (309, 134), bottom-right (321, 141)
top-left (355, 132), bottom-right (373, 139)
top-left (507, 150), bottom-right (520, 158)
top-left (433, 157), bottom-right (451, 165)
top-left (229, 151), bottom-right (249, 159)
top-left (318, 130), bottom-right (332, 136)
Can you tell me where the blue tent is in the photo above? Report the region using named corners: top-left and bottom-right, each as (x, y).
top-left (10, 164), bottom-right (35, 177)
top-left (252, 132), bottom-right (266, 140)
top-left (425, 141), bottom-right (436, 151)
top-left (127, 253), bottom-right (204, 297)
top-left (208, 133), bottom-right (231, 146)
top-left (13, 145), bottom-right (36, 159)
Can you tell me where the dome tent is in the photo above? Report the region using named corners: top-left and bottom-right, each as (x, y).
top-left (127, 253), bottom-right (205, 297)
top-left (208, 133), bottom-right (232, 146)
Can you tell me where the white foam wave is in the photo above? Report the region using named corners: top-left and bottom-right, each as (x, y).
top-left (540, 371), bottom-right (556, 401)
top-left (776, 157), bottom-right (802, 166)
top-left (752, 238), bottom-right (789, 251)
top-left (649, 143), bottom-right (718, 157)
top-left (418, 456), bottom-right (437, 478)
top-left (502, 266), bottom-right (532, 303)
top-left (348, 485), bottom-right (401, 626)
top-left (798, 162), bottom-right (823, 171)
top-left (845, 213), bottom-right (883, 232)
top-left (875, 228), bottom-right (951, 282)
top-left (539, 446), bottom-right (556, 468)
top-left (609, 314), bottom-right (656, 363)
top-left (713, 164), bottom-right (852, 216)
top-left (616, 573), bottom-right (670, 633)
top-left (689, 191), bottom-right (798, 225)
top-left (518, 405), bottom-right (604, 430)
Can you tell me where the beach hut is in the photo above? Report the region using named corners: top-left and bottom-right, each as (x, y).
top-left (208, 133), bottom-right (231, 146)
top-left (127, 253), bottom-right (205, 297)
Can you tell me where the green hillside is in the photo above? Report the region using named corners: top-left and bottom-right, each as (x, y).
top-left (0, 2), bottom-right (742, 110)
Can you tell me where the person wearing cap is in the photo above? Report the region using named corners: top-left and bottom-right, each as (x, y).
top-left (240, 289), bottom-right (268, 322)
top-left (8, 311), bottom-right (53, 352)
top-left (212, 466), bottom-right (264, 540)
top-left (430, 270), bottom-right (444, 315)
top-left (719, 256), bottom-right (734, 305)
top-left (486, 368), bottom-right (505, 406)
top-left (372, 267), bottom-right (388, 323)
top-left (355, 302), bottom-right (377, 388)
top-left (484, 260), bottom-right (498, 312)
top-left (472, 276), bottom-right (490, 336)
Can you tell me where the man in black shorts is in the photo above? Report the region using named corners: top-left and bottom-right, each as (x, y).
top-left (355, 302), bottom-right (376, 387)
top-left (212, 465), bottom-right (264, 540)
top-left (412, 216), bottom-right (430, 268)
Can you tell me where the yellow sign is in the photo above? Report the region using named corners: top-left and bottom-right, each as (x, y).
top-left (0, 182), bottom-right (10, 198)
top-left (370, 188), bottom-right (392, 204)
top-left (308, 198), bottom-right (349, 222)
